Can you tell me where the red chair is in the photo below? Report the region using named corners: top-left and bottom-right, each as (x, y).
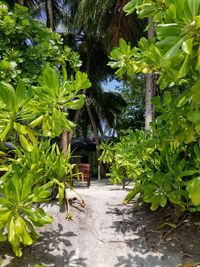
top-left (77, 163), bottom-right (91, 188)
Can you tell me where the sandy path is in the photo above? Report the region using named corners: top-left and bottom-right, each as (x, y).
top-left (1, 180), bottom-right (200, 267)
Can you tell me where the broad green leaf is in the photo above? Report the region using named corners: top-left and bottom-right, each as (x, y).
top-left (12, 175), bottom-right (22, 203)
top-left (176, 89), bottom-right (192, 107)
top-left (187, 177), bottom-right (200, 206)
top-left (19, 134), bottom-right (34, 152)
top-left (196, 45), bottom-right (200, 70)
top-left (194, 144), bottom-right (200, 158)
top-left (15, 80), bottom-right (26, 106)
top-left (160, 195), bottom-right (167, 208)
top-left (58, 182), bottom-right (64, 205)
top-left (187, 111), bottom-right (200, 122)
top-left (74, 71), bottom-right (91, 90)
top-left (14, 122), bottom-right (37, 144)
top-left (178, 54), bottom-right (190, 78)
top-left (195, 15), bottom-right (200, 28)
top-left (182, 38), bottom-right (193, 54)
top-left (163, 91), bottom-right (172, 106)
top-left (43, 67), bottom-right (60, 95)
top-left (180, 170), bottom-right (199, 177)
top-left (172, 0), bottom-right (191, 20)
top-left (21, 173), bottom-right (34, 201)
top-left (64, 118), bottom-right (75, 131)
top-left (21, 227), bottom-right (33, 245)
top-left (188, 0), bottom-right (200, 18)
top-left (123, 0), bottom-right (136, 15)
top-left (0, 122), bottom-right (12, 141)
top-left (157, 24), bottom-right (180, 40)
top-left (62, 65), bottom-right (67, 84)
top-left (8, 217), bottom-right (16, 244)
top-left (0, 232), bottom-right (7, 242)
top-left (0, 82), bottom-right (16, 110)
top-left (124, 181), bottom-right (140, 204)
top-left (14, 216), bottom-right (24, 235)
top-left (163, 37), bottom-right (186, 61)
top-left (0, 209), bottom-right (12, 223)
top-left (29, 115), bottom-right (44, 128)
top-left (150, 195), bottom-right (161, 211)
top-left (166, 4), bottom-right (177, 21)
top-left (65, 95), bottom-right (85, 110)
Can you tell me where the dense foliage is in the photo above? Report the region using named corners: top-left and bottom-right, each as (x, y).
top-left (0, 2), bottom-right (81, 84)
top-left (0, 2), bottom-right (90, 257)
top-left (101, 0), bottom-right (200, 212)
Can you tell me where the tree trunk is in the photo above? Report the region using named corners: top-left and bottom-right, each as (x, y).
top-left (62, 129), bottom-right (68, 157)
top-left (86, 97), bottom-right (102, 180)
top-left (145, 74), bottom-right (156, 130)
top-left (145, 20), bottom-right (156, 130)
top-left (45, 0), bottom-right (54, 30)
top-left (68, 110), bottom-right (81, 145)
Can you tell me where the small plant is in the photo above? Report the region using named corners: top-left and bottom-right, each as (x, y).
top-left (0, 169), bottom-right (53, 257)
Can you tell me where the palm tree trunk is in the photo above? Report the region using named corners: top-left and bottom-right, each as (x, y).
top-left (45, 0), bottom-right (54, 30)
top-left (86, 97), bottom-right (101, 180)
top-left (145, 20), bottom-right (156, 130)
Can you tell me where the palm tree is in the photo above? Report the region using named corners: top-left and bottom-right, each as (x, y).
top-left (60, 0), bottom-right (144, 178)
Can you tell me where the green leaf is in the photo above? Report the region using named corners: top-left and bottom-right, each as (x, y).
top-left (163, 37), bottom-right (186, 61)
top-left (187, 111), bottom-right (200, 122)
top-left (188, 0), bottom-right (200, 18)
top-left (123, 0), bottom-right (136, 15)
top-left (194, 144), bottom-right (200, 158)
top-left (176, 89), bottom-right (192, 107)
top-left (15, 80), bottom-right (26, 106)
top-left (65, 95), bottom-right (85, 110)
top-left (0, 82), bottom-right (16, 110)
top-left (160, 195), bottom-right (167, 208)
top-left (187, 177), bottom-right (200, 206)
top-left (21, 173), bottom-right (34, 201)
top-left (166, 4), bottom-right (177, 21)
top-left (0, 122), bottom-right (12, 141)
top-left (62, 65), bottom-right (67, 84)
top-left (19, 134), bottom-right (34, 152)
top-left (14, 122), bottom-right (37, 144)
top-left (150, 195), bottom-right (161, 211)
top-left (157, 24), bottom-right (180, 40)
top-left (43, 67), bottom-right (60, 96)
top-left (74, 71), bottom-right (91, 90)
top-left (29, 115), bottom-right (44, 128)
top-left (182, 38), bottom-right (193, 54)
top-left (58, 182), bottom-right (64, 205)
top-left (124, 181), bottom-right (140, 203)
top-left (178, 54), bottom-right (190, 78)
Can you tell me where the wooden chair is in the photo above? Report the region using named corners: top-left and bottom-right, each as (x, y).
top-left (77, 163), bottom-right (91, 188)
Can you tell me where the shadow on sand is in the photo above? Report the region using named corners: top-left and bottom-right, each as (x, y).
top-left (106, 203), bottom-right (200, 267)
top-left (0, 222), bottom-right (87, 267)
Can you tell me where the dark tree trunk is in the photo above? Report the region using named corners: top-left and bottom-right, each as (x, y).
top-left (85, 97), bottom-right (102, 180)
top-left (45, 0), bottom-right (54, 30)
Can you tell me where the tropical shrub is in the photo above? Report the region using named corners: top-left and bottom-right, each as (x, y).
top-left (102, 0), bottom-right (200, 212)
top-left (0, 66), bottom-right (90, 256)
top-left (0, 1), bottom-right (92, 254)
top-left (0, 65), bottom-right (90, 256)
